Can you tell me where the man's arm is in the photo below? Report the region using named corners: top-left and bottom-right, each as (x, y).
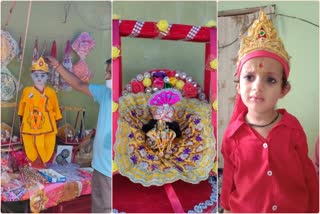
top-left (44, 56), bottom-right (92, 97)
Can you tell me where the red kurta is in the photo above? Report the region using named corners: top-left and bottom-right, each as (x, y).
top-left (221, 109), bottom-right (319, 213)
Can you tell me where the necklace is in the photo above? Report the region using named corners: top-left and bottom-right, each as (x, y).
top-left (246, 112), bottom-right (279, 128)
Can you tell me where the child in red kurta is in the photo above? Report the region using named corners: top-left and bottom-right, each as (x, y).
top-left (220, 11), bottom-right (319, 213)
top-left (18, 56), bottom-right (62, 164)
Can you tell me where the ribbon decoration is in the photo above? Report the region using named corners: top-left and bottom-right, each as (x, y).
top-left (32, 39), bottom-right (39, 63)
top-left (164, 184), bottom-right (184, 213)
top-left (51, 40), bottom-right (57, 58)
top-left (51, 41), bottom-right (60, 91)
top-left (129, 21), bottom-right (144, 37)
top-left (60, 40), bottom-right (73, 91)
top-left (18, 36), bottom-right (23, 61)
top-left (184, 26), bottom-right (201, 41)
top-left (119, 20), bottom-right (210, 42)
top-left (4, 0), bottom-right (17, 27)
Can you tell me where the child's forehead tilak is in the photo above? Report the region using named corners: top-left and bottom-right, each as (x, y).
top-left (241, 58), bottom-right (282, 75)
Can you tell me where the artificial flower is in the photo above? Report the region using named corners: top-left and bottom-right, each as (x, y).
top-left (210, 58), bottom-right (218, 70)
top-left (142, 77), bottom-right (152, 87)
top-left (212, 99), bottom-right (218, 111)
top-left (152, 78), bottom-right (165, 89)
top-left (156, 20), bottom-right (169, 33)
top-left (131, 80), bottom-right (144, 94)
top-left (205, 20), bottom-right (217, 27)
top-left (166, 70), bottom-right (176, 77)
top-left (183, 82), bottom-right (198, 98)
top-left (169, 77), bottom-right (178, 86)
top-left (152, 71), bottom-right (166, 79)
top-left (112, 101), bottom-right (119, 113)
top-left (112, 46), bottom-right (120, 59)
top-left (113, 14), bottom-right (120, 20)
top-left (175, 80), bottom-right (185, 90)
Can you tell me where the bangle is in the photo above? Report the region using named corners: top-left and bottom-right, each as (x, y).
top-left (53, 63), bottom-right (61, 70)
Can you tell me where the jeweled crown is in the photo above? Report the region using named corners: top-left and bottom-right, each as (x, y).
top-left (31, 56), bottom-right (49, 72)
top-left (238, 10), bottom-right (290, 63)
top-left (148, 89), bottom-right (181, 123)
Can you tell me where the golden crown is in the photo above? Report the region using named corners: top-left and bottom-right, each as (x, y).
top-left (238, 10), bottom-right (290, 63)
top-left (31, 56), bottom-right (49, 72)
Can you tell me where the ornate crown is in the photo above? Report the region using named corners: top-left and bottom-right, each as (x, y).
top-left (148, 89), bottom-right (182, 122)
top-left (31, 56), bottom-right (49, 72)
top-left (238, 10), bottom-right (290, 64)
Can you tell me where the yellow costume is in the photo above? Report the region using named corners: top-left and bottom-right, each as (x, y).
top-left (18, 57), bottom-right (62, 163)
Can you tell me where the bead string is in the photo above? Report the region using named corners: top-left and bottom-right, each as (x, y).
top-left (246, 112), bottom-right (279, 128)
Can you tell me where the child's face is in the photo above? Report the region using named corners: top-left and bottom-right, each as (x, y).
top-left (237, 57), bottom-right (289, 114)
top-left (31, 71), bottom-right (48, 87)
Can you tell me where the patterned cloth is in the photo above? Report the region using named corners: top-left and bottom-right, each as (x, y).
top-left (115, 92), bottom-right (216, 186)
top-left (1, 164), bottom-right (92, 213)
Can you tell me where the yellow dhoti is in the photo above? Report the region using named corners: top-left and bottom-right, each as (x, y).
top-left (18, 86), bottom-right (62, 163)
top-left (22, 133), bottom-right (56, 163)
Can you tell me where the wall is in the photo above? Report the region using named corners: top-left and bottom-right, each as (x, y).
top-left (1, 1), bottom-right (111, 134)
top-left (218, 1), bottom-right (319, 157)
top-left (113, 1), bottom-right (217, 88)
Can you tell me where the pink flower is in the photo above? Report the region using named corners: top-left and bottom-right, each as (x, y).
top-left (131, 80), bottom-right (145, 94)
top-left (183, 83), bottom-right (198, 98)
top-left (152, 78), bottom-right (164, 89)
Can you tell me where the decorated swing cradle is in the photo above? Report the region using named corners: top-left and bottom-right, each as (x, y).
top-left (112, 18), bottom-right (218, 212)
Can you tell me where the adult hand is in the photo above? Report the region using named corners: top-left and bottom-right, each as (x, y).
top-left (44, 55), bottom-right (59, 67)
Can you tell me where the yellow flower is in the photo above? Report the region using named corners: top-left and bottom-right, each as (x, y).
top-left (142, 78), bottom-right (152, 87)
top-left (205, 20), bottom-right (217, 27)
top-left (169, 77), bottom-right (178, 86)
top-left (112, 101), bottom-right (119, 112)
top-left (113, 14), bottom-right (120, 20)
top-left (210, 58), bottom-right (218, 70)
top-left (175, 80), bottom-right (185, 90)
top-left (112, 46), bottom-right (121, 59)
top-left (156, 20), bottom-right (169, 33)
top-left (113, 160), bottom-right (119, 172)
top-left (212, 99), bottom-right (218, 111)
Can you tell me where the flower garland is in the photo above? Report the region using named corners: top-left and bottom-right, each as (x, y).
top-left (122, 69), bottom-right (207, 101)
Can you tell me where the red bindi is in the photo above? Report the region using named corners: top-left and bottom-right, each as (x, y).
top-left (259, 62), bottom-right (263, 68)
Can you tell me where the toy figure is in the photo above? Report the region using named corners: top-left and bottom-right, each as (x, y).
top-left (18, 56), bottom-right (62, 165)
